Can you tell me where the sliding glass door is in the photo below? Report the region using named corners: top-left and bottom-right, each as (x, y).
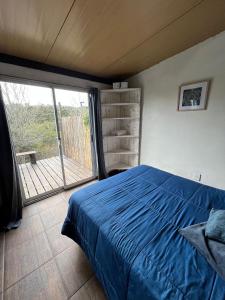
top-left (54, 88), bottom-right (94, 187)
top-left (0, 80), bottom-right (95, 203)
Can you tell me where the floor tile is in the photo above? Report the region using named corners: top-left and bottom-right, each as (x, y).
top-left (40, 201), bottom-right (68, 230)
top-left (22, 204), bottom-right (39, 219)
top-left (36, 193), bottom-right (66, 213)
top-left (0, 233), bottom-right (4, 293)
top-left (5, 232), bottom-right (52, 288)
top-left (55, 244), bottom-right (93, 297)
top-left (4, 259), bottom-right (67, 300)
top-left (46, 222), bottom-right (74, 256)
top-left (70, 276), bottom-right (106, 300)
top-left (5, 214), bottom-right (44, 250)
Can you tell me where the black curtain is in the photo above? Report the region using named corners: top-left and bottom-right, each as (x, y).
top-left (0, 88), bottom-right (22, 230)
top-left (88, 88), bottom-right (107, 180)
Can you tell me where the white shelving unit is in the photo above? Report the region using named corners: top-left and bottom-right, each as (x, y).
top-left (101, 88), bottom-right (141, 173)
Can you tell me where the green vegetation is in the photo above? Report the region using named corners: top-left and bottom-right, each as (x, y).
top-left (5, 103), bottom-right (90, 162)
top-left (1, 82), bottom-right (90, 164)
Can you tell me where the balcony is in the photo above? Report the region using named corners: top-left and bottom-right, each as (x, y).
top-left (18, 156), bottom-right (93, 200)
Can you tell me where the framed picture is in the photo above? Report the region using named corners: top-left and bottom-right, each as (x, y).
top-left (178, 80), bottom-right (210, 111)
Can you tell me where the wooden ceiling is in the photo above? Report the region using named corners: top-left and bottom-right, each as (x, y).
top-left (0, 0), bottom-right (225, 80)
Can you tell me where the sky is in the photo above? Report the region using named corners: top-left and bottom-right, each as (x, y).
top-left (0, 81), bottom-right (88, 107)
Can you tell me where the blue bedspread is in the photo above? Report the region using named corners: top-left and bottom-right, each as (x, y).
top-left (62, 165), bottom-right (225, 299)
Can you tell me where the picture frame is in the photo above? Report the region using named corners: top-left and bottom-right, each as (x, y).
top-left (178, 80), bottom-right (210, 111)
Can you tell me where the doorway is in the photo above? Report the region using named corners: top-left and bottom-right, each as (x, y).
top-left (54, 88), bottom-right (94, 187)
top-left (0, 80), bottom-right (95, 204)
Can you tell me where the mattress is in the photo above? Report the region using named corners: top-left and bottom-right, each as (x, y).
top-left (62, 165), bottom-right (225, 299)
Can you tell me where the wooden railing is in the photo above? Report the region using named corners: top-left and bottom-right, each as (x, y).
top-left (61, 115), bottom-right (92, 170)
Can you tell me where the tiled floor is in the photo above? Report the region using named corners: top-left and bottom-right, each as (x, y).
top-left (0, 183), bottom-right (106, 300)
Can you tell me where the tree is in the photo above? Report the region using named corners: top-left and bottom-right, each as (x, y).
top-left (1, 82), bottom-right (38, 153)
top-left (0, 82), bottom-right (91, 162)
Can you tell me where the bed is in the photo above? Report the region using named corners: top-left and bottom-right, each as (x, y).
top-left (62, 165), bottom-right (225, 299)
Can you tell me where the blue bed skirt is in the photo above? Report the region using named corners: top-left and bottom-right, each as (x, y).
top-left (62, 165), bottom-right (225, 299)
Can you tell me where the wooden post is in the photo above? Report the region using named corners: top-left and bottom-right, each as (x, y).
top-left (30, 153), bottom-right (36, 164)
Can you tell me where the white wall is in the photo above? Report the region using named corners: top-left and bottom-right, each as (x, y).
top-left (128, 31), bottom-right (225, 189)
top-left (0, 62), bottom-right (110, 90)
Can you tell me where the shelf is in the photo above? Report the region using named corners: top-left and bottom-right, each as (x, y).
top-left (107, 162), bottom-right (132, 171)
top-left (101, 88), bottom-right (140, 93)
top-left (101, 87), bottom-right (141, 174)
top-left (102, 102), bottom-right (139, 106)
top-left (105, 149), bottom-right (138, 154)
top-left (103, 135), bottom-right (139, 138)
top-left (102, 117), bottom-right (139, 120)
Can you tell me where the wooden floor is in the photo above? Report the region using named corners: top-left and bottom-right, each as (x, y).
top-left (0, 184), bottom-right (106, 300)
top-left (18, 156), bottom-right (93, 199)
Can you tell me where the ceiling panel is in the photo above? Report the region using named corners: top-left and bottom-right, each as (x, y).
top-left (101, 0), bottom-right (225, 78)
top-left (0, 0), bottom-right (225, 79)
top-left (0, 0), bottom-right (74, 62)
top-left (46, 0), bottom-right (201, 74)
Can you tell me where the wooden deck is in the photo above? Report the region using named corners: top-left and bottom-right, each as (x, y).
top-left (18, 156), bottom-right (93, 199)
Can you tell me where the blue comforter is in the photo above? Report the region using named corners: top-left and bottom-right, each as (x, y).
top-left (62, 165), bottom-right (225, 299)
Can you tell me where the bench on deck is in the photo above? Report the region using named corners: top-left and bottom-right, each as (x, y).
top-left (16, 151), bottom-right (37, 164)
